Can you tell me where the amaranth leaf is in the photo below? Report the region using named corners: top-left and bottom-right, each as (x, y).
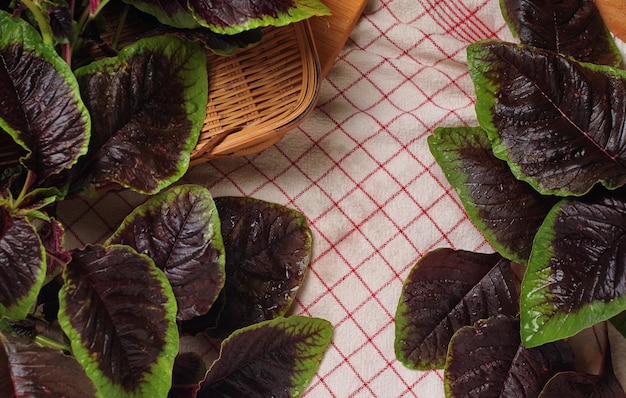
top-left (445, 315), bottom-right (574, 398)
top-left (0, 10), bottom-right (90, 185)
top-left (0, 332), bottom-right (99, 397)
top-left (499, 0), bottom-right (622, 67)
top-left (521, 191), bottom-right (626, 347)
top-left (0, 203), bottom-right (46, 320)
top-left (58, 244), bottom-right (178, 398)
top-left (395, 248), bottom-right (519, 370)
top-left (468, 39), bottom-right (626, 196)
top-left (71, 35), bottom-right (208, 194)
top-left (106, 184), bottom-right (226, 321)
top-left (428, 126), bottom-right (559, 264)
top-left (207, 196), bottom-right (312, 337)
top-left (197, 316), bottom-right (332, 397)
top-left (539, 371), bottom-right (626, 397)
top-left (186, 0), bottom-right (331, 35)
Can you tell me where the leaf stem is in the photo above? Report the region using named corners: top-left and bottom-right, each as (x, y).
top-left (112, 4), bottom-right (130, 51)
top-left (20, 0), bottom-right (55, 46)
top-left (33, 334), bottom-right (72, 352)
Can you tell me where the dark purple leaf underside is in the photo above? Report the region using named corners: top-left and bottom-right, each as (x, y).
top-left (429, 126), bottom-right (558, 263)
top-left (107, 184), bottom-right (225, 321)
top-left (500, 0), bottom-right (622, 66)
top-left (469, 40), bottom-right (626, 196)
top-left (445, 315), bottom-right (575, 398)
top-left (208, 196), bottom-right (312, 337)
top-left (58, 244), bottom-right (177, 397)
top-left (394, 248), bottom-right (519, 370)
top-left (0, 333), bottom-right (99, 397)
top-left (72, 35), bottom-right (207, 194)
top-left (539, 371), bottom-right (626, 397)
top-left (197, 316), bottom-right (332, 397)
top-left (521, 191), bottom-right (626, 347)
top-left (0, 205), bottom-right (45, 319)
top-left (0, 11), bottom-right (89, 184)
top-left (169, 352), bottom-right (207, 398)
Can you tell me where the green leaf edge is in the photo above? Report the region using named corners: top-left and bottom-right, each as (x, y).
top-left (428, 126), bottom-right (528, 264)
top-left (0, 10), bottom-right (91, 175)
top-left (0, 214), bottom-right (46, 320)
top-left (211, 316), bottom-right (333, 397)
top-left (393, 257), bottom-right (435, 370)
top-left (468, 39), bottom-right (626, 197)
top-left (57, 244), bottom-right (179, 398)
top-left (191, 0), bottom-right (331, 35)
top-left (123, 0), bottom-right (202, 29)
top-left (105, 184), bottom-right (227, 316)
top-left (520, 199), bottom-right (626, 347)
top-left (73, 35), bottom-right (208, 195)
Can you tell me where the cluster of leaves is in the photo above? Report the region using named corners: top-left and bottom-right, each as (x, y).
top-left (0, 0), bottom-right (333, 396)
top-left (395, 0), bottom-right (626, 396)
top-left (2, 183), bottom-right (332, 396)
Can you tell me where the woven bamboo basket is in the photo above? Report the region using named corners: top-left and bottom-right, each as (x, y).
top-left (194, 21), bottom-right (321, 161)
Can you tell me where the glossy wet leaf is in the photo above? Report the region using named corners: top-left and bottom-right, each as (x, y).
top-left (521, 191), bottom-right (626, 347)
top-left (539, 371), bottom-right (626, 397)
top-left (0, 10), bottom-right (90, 185)
top-left (0, 332), bottom-right (99, 397)
top-left (71, 35), bottom-right (207, 194)
top-left (500, 0), bottom-right (622, 66)
top-left (428, 126), bottom-right (558, 264)
top-left (106, 184), bottom-right (226, 321)
top-left (0, 203), bottom-right (46, 320)
top-left (58, 244), bottom-right (178, 398)
top-left (208, 196), bottom-right (312, 337)
top-left (394, 248), bottom-right (519, 370)
top-left (197, 316), bottom-right (332, 397)
top-left (125, 0), bottom-right (331, 34)
top-left (468, 39), bottom-right (626, 196)
top-left (445, 315), bottom-right (574, 398)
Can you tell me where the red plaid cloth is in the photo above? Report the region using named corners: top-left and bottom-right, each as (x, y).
top-left (57, 0), bottom-right (561, 396)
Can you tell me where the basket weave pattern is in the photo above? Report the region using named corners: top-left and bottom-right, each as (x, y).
top-left (195, 21), bottom-right (321, 161)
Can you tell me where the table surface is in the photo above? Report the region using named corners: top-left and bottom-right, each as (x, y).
top-left (58, 1), bottom-right (626, 396)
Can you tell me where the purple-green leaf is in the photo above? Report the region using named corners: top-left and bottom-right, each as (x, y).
top-left (0, 203), bottom-right (46, 320)
top-left (71, 35), bottom-right (208, 194)
top-left (500, 0), bottom-right (622, 67)
top-left (0, 10), bottom-right (90, 185)
top-left (58, 244), bottom-right (178, 397)
top-left (394, 248), bottom-right (519, 370)
top-left (539, 371), bottom-right (626, 397)
top-left (445, 315), bottom-right (575, 398)
top-left (106, 184), bottom-right (226, 321)
top-left (0, 332), bottom-right (99, 397)
top-left (428, 126), bottom-right (559, 264)
top-left (207, 196), bottom-right (312, 337)
top-left (468, 39), bottom-right (626, 196)
top-left (125, 0), bottom-right (331, 34)
top-left (521, 191), bottom-right (626, 347)
top-left (197, 316), bottom-right (332, 397)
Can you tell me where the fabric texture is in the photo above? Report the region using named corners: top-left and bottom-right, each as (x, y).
top-left (57, 0), bottom-right (594, 396)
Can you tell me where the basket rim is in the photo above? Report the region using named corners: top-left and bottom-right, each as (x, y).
top-left (191, 20), bottom-right (321, 160)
